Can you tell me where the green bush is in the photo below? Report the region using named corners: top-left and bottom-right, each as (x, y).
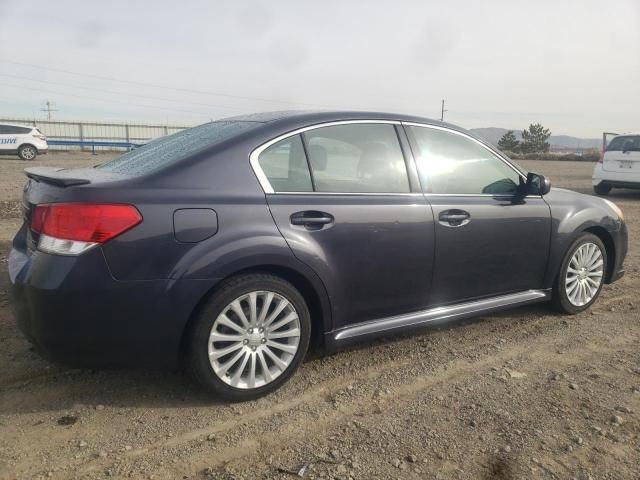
top-left (502, 150), bottom-right (599, 162)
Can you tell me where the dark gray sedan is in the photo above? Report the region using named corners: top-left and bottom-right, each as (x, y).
top-left (9, 111), bottom-right (627, 400)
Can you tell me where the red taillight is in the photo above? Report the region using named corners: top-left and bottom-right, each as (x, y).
top-left (31, 203), bottom-right (142, 243)
top-left (33, 134), bottom-right (47, 140)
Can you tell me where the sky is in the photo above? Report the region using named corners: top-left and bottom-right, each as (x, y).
top-left (0, 0), bottom-right (638, 137)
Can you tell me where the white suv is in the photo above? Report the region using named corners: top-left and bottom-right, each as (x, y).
top-left (0, 123), bottom-right (48, 160)
top-left (593, 133), bottom-right (640, 195)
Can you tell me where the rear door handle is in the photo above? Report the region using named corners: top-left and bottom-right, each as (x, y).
top-left (290, 211), bottom-right (335, 229)
top-left (438, 209), bottom-right (470, 227)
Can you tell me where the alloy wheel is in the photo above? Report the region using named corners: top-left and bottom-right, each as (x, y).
top-left (21, 146), bottom-right (36, 160)
top-left (565, 242), bottom-right (604, 307)
top-left (208, 291), bottom-right (301, 389)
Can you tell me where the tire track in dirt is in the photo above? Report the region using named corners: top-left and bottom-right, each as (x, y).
top-left (74, 325), bottom-right (638, 478)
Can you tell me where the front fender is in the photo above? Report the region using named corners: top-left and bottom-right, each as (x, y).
top-left (543, 188), bottom-right (626, 286)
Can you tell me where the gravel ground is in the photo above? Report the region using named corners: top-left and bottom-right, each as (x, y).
top-left (0, 156), bottom-right (638, 480)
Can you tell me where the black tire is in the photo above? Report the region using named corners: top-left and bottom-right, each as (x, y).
top-left (186, 273), bottom-right (311, 401)
top-left (593, 183), bottom-right (611, 195)
top-left (552, 233), bottom-right (607, 314)
top-left (18, 144), bottom-right (37, 161)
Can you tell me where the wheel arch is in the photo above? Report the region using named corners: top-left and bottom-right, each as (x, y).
top-left (18, 142), bottom-right (37, 151)
top-left (178, 262), bottom-right (332, 362)
top-left (583, 226), bottom-right (616, 283)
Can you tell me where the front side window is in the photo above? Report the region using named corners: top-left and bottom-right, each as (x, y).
top-left (257, 135), bottom-right (313, 192)
top-left (303, 124), bottom-right (410, 193)
top-left (409, 126), bottom-right (522, 195)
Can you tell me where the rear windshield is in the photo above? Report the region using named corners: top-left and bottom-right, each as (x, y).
top-left (607, 135), bottom-right (640, 152)
top-left (97, 121), bottom-right (257, 175)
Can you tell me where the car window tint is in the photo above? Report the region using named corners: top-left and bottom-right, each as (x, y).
top-left (409, 126), bottom-right (521, 195)
top-left (16, 126), bottom-right (31, 134)
top-left (303, 124), bottom-right (409, 193)
top-left (97, 121), bottom-right (257, 175)
top-left (607, 136), bottom-right (640, 152)
top-left (258, 135), bottom-right (313, 192)
top-left (0, 126), bottom-right (7, 134)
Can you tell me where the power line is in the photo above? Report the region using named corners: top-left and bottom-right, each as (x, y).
top-left (0, 58), bottom-right (343, 110)
top-left (41, 99), bottom-right (57, 120)
top-left (0, 73), bottom-right (241, 112)
top-left (0, 81), bottom-right (223, 118)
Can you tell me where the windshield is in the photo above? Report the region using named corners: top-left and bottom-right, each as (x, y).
top-left (96, 121), bottom-right (257, 175)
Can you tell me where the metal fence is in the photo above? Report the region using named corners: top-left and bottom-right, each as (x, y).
top-left (0, 118), bottom-right (191, 151)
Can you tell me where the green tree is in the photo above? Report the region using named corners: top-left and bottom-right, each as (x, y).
top-left (497, 130), bottom-right (520, 152)
top-left (521, 123), bottom-right (551, 153)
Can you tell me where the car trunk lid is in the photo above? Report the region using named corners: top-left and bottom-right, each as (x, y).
top-left (602, 135), bottom-right (640, 172)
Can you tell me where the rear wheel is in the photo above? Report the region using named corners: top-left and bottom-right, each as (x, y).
top-left (552, 233), bottom-right (606, 314)
top-left (18, 145), bottom-right (37, 161)
top-left (594, 183), bottom-right (611, 195)
top-left (186, 274), bottom-right (311, 401)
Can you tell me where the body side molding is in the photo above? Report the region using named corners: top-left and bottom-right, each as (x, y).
top-left (331, 289), bottom-right (550, 342)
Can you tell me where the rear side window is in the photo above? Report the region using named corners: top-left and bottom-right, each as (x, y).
top-left (257, 135), bottom-right (313, 192)
top-left (607, 136), bottom-right (640, 152)
top-left (0, 125), bottom-right (30, 134)
top-left (409, 126), bottom-right (522, 195)
top-left (98, 121), bottom-right (257, 175)
top-left (303, 124), bottom-right (410, 193)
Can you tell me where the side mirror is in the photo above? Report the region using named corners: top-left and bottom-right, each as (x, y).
top-left (525, 172), bottom-right (551, 196)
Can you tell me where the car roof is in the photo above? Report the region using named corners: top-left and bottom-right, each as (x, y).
top-left (223, 110), bottom-right (454, 128)
top-left (219, 110), bottom-right (476, 143)
top-left (0, 122), bottom-right (35, 129)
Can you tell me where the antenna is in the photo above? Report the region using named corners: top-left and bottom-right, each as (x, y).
top-left (41, 99), bottom-right (58, 120)
top-left (440, 99), bottom-right (447, 122)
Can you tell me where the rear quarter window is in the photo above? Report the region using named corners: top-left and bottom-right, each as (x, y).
top-left (97, 121), bottom-right (257, 175)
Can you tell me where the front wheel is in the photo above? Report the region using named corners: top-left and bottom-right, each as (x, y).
top-left (552, 233), bottom-right (607, 314)
top-left (594, 183), bottom-right (611, 195)
top-left (186, 274), bottom-right (311, 401)
top-left (18, 145), bottom-right (37, 161)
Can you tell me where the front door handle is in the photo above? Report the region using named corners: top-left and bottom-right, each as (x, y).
top-left (438, 209), bottom-right (471, 227)
top-left (290, 211), bottom-right (335, 230)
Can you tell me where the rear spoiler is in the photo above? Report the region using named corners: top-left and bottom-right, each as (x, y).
top-left (24, 167), bottom-right (91, 187)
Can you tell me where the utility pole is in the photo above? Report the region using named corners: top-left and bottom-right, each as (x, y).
top-left (440, 99), bottom-right (447, 122)
top-left (41, 100), bottom-right (57, 120)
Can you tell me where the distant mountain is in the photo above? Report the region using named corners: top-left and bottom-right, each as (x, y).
top-left (470, 127), bottom-right (601, 150)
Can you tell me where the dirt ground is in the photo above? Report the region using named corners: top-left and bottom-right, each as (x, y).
top-left (0, 154), bottom-right (638, 480)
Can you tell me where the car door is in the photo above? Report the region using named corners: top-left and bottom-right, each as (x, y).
top-left (404, 123), bottom-right (551, 306)
top-left (253, 121), bottom-right (435, 330)
top-left (0, 125), bottom-right (15, 153)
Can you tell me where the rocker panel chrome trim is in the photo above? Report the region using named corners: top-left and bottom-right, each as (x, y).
top-left (332, 290), bottom-right (550, 341)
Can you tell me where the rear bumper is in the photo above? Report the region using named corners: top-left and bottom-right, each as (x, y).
top-left (8, 227), bottom-right (218, 369)
top-left (593, 164), bottom-right (640, 188)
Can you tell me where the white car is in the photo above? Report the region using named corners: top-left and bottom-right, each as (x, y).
top-left (593, 133), bottom-right (640, 195)
top-left (0, 123), bottom-right (48, 160)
